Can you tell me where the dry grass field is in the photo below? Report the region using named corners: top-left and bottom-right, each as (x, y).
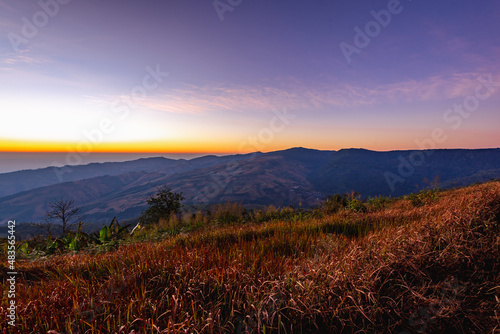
top-left (1, 181), bottom-right (500, 333)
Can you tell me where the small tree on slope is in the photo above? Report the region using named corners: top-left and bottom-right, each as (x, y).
top-left (141, 186), bottom-right (184, 224)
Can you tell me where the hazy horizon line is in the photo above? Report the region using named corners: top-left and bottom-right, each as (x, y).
top-left (1, 146), bottom-right (499, 175)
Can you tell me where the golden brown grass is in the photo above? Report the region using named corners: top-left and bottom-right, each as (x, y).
top-left (1, 181), bottom-right (500, 333)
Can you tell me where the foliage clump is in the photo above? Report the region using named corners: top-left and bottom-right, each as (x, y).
top-left (140, 186), bottom-right (185, 224)
top-left (406, 188), bottom-right (439, 207)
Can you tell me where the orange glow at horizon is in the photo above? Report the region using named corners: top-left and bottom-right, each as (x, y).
top-left (0, 137), bottom-right (340, 155)
top-left (0, 138), bottom-right (344, 155)
top-left (1, 138), bottom-right (332, 155)
top-left (0, 138), bottom-right (240, 155)
top-left (0, 137), bottom-right (423, 155)
top-left (2, 134), bottom-right (496, 156)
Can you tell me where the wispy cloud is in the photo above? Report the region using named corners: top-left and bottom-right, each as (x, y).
top-left (183, 72), bottom-right (498, 111)
top-left (0, 52), bottom-right (44, 65)
top-left (88, 85), bottom-right (299, 115)
top-left (370, 73), bottom-right (490, 102)
top-left (0, 1), bottom-right (19, 13)
top-left (310, 72), bottom-right (500, 108)
top-left (86, 70), bottom-right (500, 117)
top-left (427, 27), bottom-right (469, 53)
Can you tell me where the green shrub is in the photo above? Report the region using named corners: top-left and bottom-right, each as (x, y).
top-left (209, 201), bottom-right (247, 225)
top-left (407, 188), bottom-right (439, 207)
top-left (141, 186), bottom-right (184, 225)
top-left (347, 197), bottom-right (367, 212)
top-left (322, 194), bottom-right (349, 213)
top-left (366, 195), bottom-right (391, 211)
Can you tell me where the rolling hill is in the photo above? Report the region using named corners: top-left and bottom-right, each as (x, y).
top-left (1, 147), bottom-right (499, 226)
top-left (2, 180), bottom-right (500, 332)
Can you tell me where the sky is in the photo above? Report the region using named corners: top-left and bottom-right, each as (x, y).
top-left (0, 0), bottom-right (499, 171)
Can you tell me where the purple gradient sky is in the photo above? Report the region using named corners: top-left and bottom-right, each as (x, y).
top-left (0, 0), bottom-right (499, 171)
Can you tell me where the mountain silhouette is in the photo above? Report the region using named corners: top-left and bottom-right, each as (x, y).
top-left (1, 147), bottom-right (499, 225)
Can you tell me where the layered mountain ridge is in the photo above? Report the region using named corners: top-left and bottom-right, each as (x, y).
top-left (1, 147), bottom-right (499, 224)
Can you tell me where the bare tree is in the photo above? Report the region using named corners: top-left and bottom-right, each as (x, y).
top-left (45, 199), bottom-right (84, 237)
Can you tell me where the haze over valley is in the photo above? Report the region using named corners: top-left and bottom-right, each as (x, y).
top-left (1, 147), bottom-right (499, 231)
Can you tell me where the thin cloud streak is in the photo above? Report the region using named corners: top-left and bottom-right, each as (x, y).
top-left (112, 71), bottom-right (500, 116)
top-left (0, 52), bottom-right (45, 65)
top-left (0, 0), bottom-right (19, 13)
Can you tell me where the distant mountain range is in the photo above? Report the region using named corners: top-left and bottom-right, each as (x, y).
top-left (1, 147), bottom-right (499, 226)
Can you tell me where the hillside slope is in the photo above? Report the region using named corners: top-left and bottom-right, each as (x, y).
top-left (2, 181), bottom-right (499, 333)
top-left (0, 153), bottom-right (257, 198)
top-left (1, 148), bottom-right (500, 224)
